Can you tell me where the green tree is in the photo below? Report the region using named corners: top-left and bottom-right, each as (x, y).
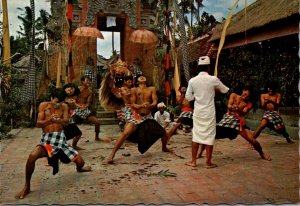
top-left (16, 6), bottom-right (49, 51)
top-left (192, 11), bottom-right (218, 37)
top-left (35, 9), bottom-right (51, 47)
top-left (17, 6), bottom-right (33, 50)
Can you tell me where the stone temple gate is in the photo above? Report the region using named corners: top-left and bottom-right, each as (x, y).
top-left (48, 0), bottom-right (157, 85)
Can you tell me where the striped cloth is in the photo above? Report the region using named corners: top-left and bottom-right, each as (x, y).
top-left (217, 112), bottom-right (245, 131)
top-left (263, 110), bottom-right (285, 130)
top-left (39, 131), bottom-right (78, 161)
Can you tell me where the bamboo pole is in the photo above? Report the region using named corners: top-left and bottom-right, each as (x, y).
top-left (2, 0), bottom-right (11, 66)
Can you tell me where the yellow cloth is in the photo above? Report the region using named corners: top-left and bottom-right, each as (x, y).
top-left (214, 0), bottom-right (239, 76)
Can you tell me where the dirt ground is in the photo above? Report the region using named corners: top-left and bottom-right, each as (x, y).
top-left (0, 124), bottom-right (299, 205)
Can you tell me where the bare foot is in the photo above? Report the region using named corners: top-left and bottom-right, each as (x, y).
top-left (261, 153), bottom-right (271, 161)
top-left (185, 161), bottom-right (197, 167)
top-left (16, 186), bottom-right (30, 199)
top-left (74, 146), bottom-right (85, 150)
top-left (286, 138), bottom-right (294, 144)
top-left (205, 163), bottom-right (218, 169)
top-left (101, 137), bottom-right (111, 143)
top-left (105, 158), bottom-right (114, 164)
top-left (77, 166), bottom-right (92, 172)
top-left (162, 147), bottom-right (173, 153)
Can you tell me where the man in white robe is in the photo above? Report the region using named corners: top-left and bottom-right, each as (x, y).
top-left (185, 56), bottom-right (229, 168)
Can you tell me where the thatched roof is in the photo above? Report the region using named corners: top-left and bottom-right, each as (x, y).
top-left (13, 55), bottom-right (41, 69)
top-left (177, 34), bottom-right (215, 66)
top-left (209, 0), bottom-right (299, 42)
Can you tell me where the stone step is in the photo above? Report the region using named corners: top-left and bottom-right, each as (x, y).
top-left (97, 111), bottom-right (116, 118)
top-left (99, 118), bottom-right (119, 125)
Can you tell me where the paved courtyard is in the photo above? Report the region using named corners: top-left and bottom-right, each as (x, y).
top-left (0, 124), bottom-right (299, 205)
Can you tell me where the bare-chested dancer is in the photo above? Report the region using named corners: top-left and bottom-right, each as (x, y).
top-left (105, 76), bottom-right (172, 164)
top-left (16, 89), bottom-right (91, 199)
top-left (253, 82), bottom-right (293, 143)
top-left (197, 86), bottom-right (271, 161)
top-left (73, 76), bottom-right (101, 141)
top-left (63, 83), bottom-right (85, 150)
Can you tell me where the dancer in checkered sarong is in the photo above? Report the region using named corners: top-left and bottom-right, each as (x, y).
top-left (16, 89), bottom-right (91, 200)
top-left (167, 85), bottom-right (193, 140)
top-left (115, 71), bottom-right (135, 131)
top-left (73, 76), bottom-right (101, 141)
top-left (197, 86), bottom-right (271, 161)
top-left (63, 83), bottom-right (85, 150)
top-left (106, 76), bottom-right (172, 164)
top-left (253, 82), bottom-right (293, 143)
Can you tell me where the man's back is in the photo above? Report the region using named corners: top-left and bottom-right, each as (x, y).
top-left (186, 72), bottom-right (228, 117)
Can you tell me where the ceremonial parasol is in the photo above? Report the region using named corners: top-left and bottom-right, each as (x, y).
top-left (129, 29), bottom-right (158, 67)
top-left (72, 26), bottom-right (104, 80)
top-left (129, 29), bottom-right (157, 44)
top-left (73, 26), bottom-right (104, 39)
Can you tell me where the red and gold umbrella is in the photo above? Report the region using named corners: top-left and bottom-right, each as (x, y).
top-left (129, 29), bottom-right (157, 44)
top-left (73, 26), bottom-right (104, 39)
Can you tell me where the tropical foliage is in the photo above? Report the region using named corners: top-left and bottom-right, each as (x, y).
top-left (0, 5), bottom-right (51, 137)
top-left (0, 64), bottom-right (28, 139)
top-left (218, 34), bottom-right (298, 107)
top-left (11, 7), bottom-right (50, 57)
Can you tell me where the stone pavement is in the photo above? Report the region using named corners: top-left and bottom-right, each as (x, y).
top-left (0, 124), bottom-right (299, 205)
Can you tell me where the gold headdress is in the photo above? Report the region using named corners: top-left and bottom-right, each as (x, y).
top-left (111, 58), bottom-right (127, 70)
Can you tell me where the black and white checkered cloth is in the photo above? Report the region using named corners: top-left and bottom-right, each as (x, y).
top-left (174, 1), bottom-right (191, 81)
top-left (116, 109), bottom-right (125, 123)
top-left (74, 107), bottom-right (91, 119)
top-left (122, 105), bottom-right (151, 125)
top-left (21, 0), bottom-right (36, 104)
top-left (178, 111), bottom-right (193, 119)
top-left (263, 110), bottom-right (285, 130)
top-left (217, 112), bottom-right (243, 131)
top-left (21, 56), bottom-right (36, 103)
top-left (85, 66), bottom-right (97, 89)
top-left (39, 131), bottom-right (78, 161)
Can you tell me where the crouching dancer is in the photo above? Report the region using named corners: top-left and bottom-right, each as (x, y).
top-left (105, 82), bottom-right (172, 164)
top-left (16, 89), bottom-right (91, 199)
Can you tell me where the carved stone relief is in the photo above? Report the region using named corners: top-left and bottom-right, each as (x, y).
top-left (86, 0), bottom-right (137, 28)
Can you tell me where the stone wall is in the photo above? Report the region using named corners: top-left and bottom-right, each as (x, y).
top-left (244, 107), bottom-right (299, 140)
